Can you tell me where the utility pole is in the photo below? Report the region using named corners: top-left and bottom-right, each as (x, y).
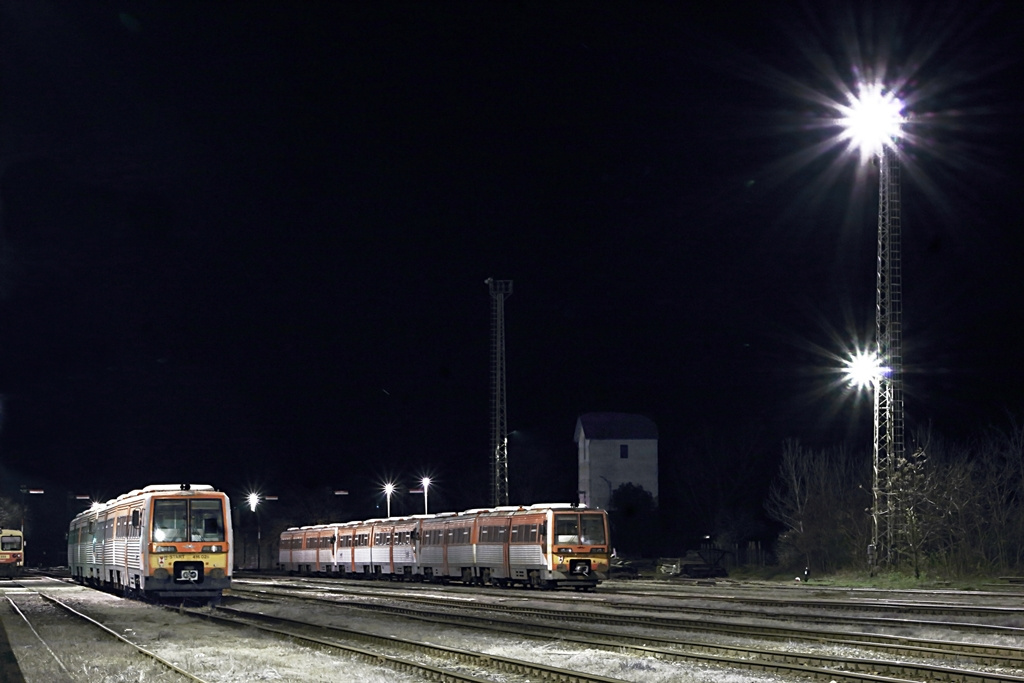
top-left (486, 278), bottom-right (512, 507)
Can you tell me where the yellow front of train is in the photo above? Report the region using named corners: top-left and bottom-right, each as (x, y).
top-left (144, 489), bottom-right (233, 601)
top-left (548, 509), bottom-right (610, 588)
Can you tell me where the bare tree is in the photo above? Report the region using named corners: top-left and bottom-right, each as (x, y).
top-left (0, 497), bottom-right (22, 530)
top-left (765, 439), bottom-right (870, 573)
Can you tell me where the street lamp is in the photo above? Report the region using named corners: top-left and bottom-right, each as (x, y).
top-left (836, 80), bottom-right (906, 571)
top-left (19, 486), bottom-right (44, 534)
top-left (422, 477), bottom-right (431, 515)
top-left (385, 483), bottom-right (395, 520)
top-left (244, 492), bottom-right (277, 571)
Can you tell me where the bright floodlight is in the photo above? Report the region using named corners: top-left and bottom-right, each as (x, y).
top-left (383, 482), bottom-right (396, 518)
top-left (843, 350), bottom-right (887, 389)
top-left (422, 477), bottom-right (431, 515)
top-left (837, 82), bottom-right (904, 162)
top-left (247, 492), bottom-right (260, 512)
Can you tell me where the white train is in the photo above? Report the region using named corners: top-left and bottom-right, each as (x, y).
top-left (279, 503), bottom-right (610, 590)
top-left (68, 484), bottom-right (233, 603)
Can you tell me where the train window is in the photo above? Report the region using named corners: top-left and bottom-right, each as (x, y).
top-left (1, 535), bottom-right (22, 551)
top-left (580, 514), bottom-right (607, 545)
top-left (191, 500), bottom-right (225, 542)
top-left (555, 514), bottom-right (580, 544)
top-left (153, 500), bottom-right (188, 542)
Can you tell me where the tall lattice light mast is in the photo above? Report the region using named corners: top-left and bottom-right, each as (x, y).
top-left (486, 278), bottom-right (512, 507)
top-left (839, 82), bottom-right (905, 570)
top-left (874, 143), bottom-right (903, 567)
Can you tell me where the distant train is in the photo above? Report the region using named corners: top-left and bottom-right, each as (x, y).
top-left (68, 484), bottom-right (233, 603)
top-left (279, 503), bottom-right (610, 590)
top-left (0, 528), bottom-right (25, 578)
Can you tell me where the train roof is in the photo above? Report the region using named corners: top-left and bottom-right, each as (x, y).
top-left (525, 502), bottom-right (590, 510)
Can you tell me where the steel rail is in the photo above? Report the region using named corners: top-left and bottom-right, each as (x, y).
top-left (228, 583), bottom-right (1024, 682)
top-left (37, 594), bottom-right (212, 683)
top-left (180, 604), bottom-right (625, 683)
top-left (222, 589), bottom-right (1024, 683)
top-left (231, 580), bottom-right (1024, 644)
top-left (340, 594), bottom-right (1024, 669)
top-left (4, 596), bottom-right (73, 679)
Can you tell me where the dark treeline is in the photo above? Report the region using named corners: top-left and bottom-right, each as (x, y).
top-left (764, 418), bottom-right (1024, 577)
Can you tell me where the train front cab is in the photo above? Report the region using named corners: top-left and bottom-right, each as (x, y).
top-left (546, 507), bottom-right (610, 589)
top-left (143, 490), bottom-right (232, 601)
top-left (0, 529), bottom-right (24, 578)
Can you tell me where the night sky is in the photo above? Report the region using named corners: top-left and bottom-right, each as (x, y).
top-left (2, 2), bottom-right (1023, 545)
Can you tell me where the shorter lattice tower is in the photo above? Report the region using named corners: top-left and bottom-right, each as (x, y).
top-left (486, 278), bottom-right (512, 507)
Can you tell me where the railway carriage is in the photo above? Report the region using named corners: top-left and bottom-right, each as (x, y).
top-left (389, 516), bottom-right (420, 579)
top-left (0, 529), bottom-right (25, 578)
top-left (279, 524), bottom-right (338, 575)
top-left (68, 484), bottom-right (232, 603)
top-left (333, 522), bottom-right (356, 575)
top-left (279, 503), bottom-right (610, 589)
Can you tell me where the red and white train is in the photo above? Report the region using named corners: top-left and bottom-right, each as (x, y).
top-left (68, 484), bottom-right (233, 603)
top-left (279, 503), bottom-right (610, 589)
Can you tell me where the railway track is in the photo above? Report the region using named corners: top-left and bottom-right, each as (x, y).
top-left (227, 580), bottom-right (1024, 683)
top-left (235, 576), bottom-right (1024, 639)
top-left (4, 585), bottom-right (210, 683)
top-left (602, 584), bottom-right (1024, 621)
top-left (180, 602), bottom-right (629, 683)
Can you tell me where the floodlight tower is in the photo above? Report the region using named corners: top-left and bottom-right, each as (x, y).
top-left (839, 82), bottom-right (905, 569)
top-left (486, 278), bottom-right (512, 507)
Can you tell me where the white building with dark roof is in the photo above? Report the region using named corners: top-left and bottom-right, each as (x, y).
top-left (574, 412), bottom-right (658, 510)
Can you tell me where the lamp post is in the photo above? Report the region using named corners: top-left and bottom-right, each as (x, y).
top-left (837, 81), bottom-right (906, 571)
top-left (422, 477), bottom-right (431, 515)
top-left (246, 493), bottom-right (261, 570)
top-left (19, 486), bottom-right (44, 534)
top-left (383, 482), bottom-right (395, 518)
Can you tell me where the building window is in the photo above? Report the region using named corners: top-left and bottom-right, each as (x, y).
top-left (620, 444), bottom-right (629, 459)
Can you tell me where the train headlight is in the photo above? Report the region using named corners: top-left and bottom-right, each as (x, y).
top-left (201, 545), bottom-right (223, 553)
top-left (154, 545), bottom-right (177, 553)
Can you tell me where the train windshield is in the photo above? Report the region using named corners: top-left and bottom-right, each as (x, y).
top-left (554, 513), bottom-right (607, 545)
top-left (152, 499), bottom-right (226, 543)
top-left (1, 534), bottom-right (22, 551)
